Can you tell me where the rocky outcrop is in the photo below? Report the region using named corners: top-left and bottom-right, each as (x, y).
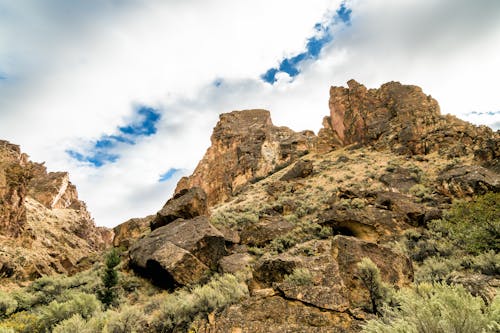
top-left (280, 159), bottom-right (314, 181)
top-left (150, 187), bottom-right (208, 230)
top-left (113, 215), bottom-right (154, 249)
top-left (28, 163), bottom-right (82, 210)
top-left (0, 140), bottom-right (30, 238)
top-left (129, 216), bottom-right (227, 287)
top-left (437, 165), bottom-right (499, 198)
top-left (319, 80), bottom-right (499, 159)
top-left (175, 110), bottom-right (316, 206)
top-left (240, 216), bottom-right (295, 246)
top-left (0, 140), bottom-right (111, 281)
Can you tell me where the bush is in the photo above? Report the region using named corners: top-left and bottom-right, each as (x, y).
top-left (37, 292), bottom-right (101, 332)
top-left (0, 292), bottom-right (17, 318)
top-left (98, 248), bottom-right (120, 308)
top-left (106, 305), bottom-right (148, 333)
top-left (356, 258), bottom-right (391, 315)
top-left (152, 273), bottom-right (248, 332)
top-left (52, 314), bottom-right (88, 333)
top-left (433, 192), bottom-right (499, 254)
top-left (284, 268), bottom-right (313, 286)
top-left (415, 257), bottom-right (461, 283)
top-left (471, 251), bottom-right (500, 276)
top-left (362, 283), bottom-right (500, 333)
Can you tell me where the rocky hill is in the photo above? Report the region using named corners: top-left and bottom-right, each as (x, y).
top-left (0, 81), bottom-right (498, 332)
top-left (0, 141), bottom-right (112, 283)
top-left (114, 81), bottom-right (498, 332)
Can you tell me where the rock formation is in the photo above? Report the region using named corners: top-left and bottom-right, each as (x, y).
top-left (318, 80), bottom-right (498, 162)
top-left (0, 140), bottom-right (112, 281)
top-left (175, 109), bottom-right (316, 206)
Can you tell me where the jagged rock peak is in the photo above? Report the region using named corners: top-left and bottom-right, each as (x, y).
top-left (175, 109), bottom-right (316, 206)
top-left (318, 80), bottom-right (498, 163)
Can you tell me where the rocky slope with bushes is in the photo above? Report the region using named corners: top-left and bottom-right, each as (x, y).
top-left (0, 80), bottom-right (498, 332)
top-left (0, 141), bottom-right (112, 283)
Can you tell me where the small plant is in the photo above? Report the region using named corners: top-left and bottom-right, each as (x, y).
top-left (284, 268), bottom-right (313, 286)
top-left (357, 257), bottom-right (391, 315)
top-left (98, 248), bottom-right (120, 308)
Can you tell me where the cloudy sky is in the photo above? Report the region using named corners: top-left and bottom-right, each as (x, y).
top-left (1, 0), bottom-right (499, 227)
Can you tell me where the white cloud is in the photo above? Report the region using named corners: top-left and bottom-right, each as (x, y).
top-left (1, 0), bottom-right (499, 227)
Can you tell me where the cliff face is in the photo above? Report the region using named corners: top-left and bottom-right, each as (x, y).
top-left (318, 80), bottom-right (498, 165)
top-left (0, 141), bottom-right (112, 281)
top-left (175, 109), bottom-right (316, 206)
top-left (0, 141), bottom-right (30, 238)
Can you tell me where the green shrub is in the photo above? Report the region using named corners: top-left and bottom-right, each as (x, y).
top-left (357, 258), bottom-right (391, 315)
top-left (432, 192), bottom-right (499, 254)
top-left (37, 292), bottom-right (101, 332)
top-left (471, 250), bottom-right (500, 276)
top-left (52, 314), bottom-right (88, 333)
top-left (152, 273), bottom-right (248, 332)
top-left (98, 248), bottom-right (120, 308)
top-left (362, 283), bottom-right (500, 333)
top-left (0, 292), bottom-right (17, 318)
top-left (106, 305), bottom-right (147, 333)
top-left (284, 268), bottom-right (313, 286)
top-left (415, 257), bottom-right (461, 283)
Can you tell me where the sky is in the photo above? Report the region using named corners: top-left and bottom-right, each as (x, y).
top-left (1, 0), bottom-right (499, 227)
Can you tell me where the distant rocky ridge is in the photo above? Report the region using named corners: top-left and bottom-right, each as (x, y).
top-left (0, 140), bottom-right (112, 281)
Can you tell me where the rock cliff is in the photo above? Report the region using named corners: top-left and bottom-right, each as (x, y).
top-left (318, 80), bottom-right (498, 164)
top-left (175, 109), bottom-right (316, 206)
top-left (0, 141), bottom-right (112, 281)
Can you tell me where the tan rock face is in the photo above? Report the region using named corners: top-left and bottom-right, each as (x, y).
top-left (113, 215), bottom-right (154, 249)
top-left (175, 109), bottom-right (316, 206)
top-left (0, 140), bottom-right (112, 281)
top-left (321, 80), bottom-right (499, 160)
top-left (0, 140), bottom-right (30, 238)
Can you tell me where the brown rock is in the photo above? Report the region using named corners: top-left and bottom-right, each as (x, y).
top-left (437, 165), bottom-right (499, 198)
top-left (129, 239), bottom-right (208, 288)
top-left (280, 159), bottom-right (314, 181)
top-left (318, 206), bottom-right (407, 243)
top-left (129, 216), bottom-right (227, 287)
top-left (320, 80), bottom-right (499, 157)
top-left (175, 110), bottom-right (316, 206)
top-left (274, 240), bottom-right (350, 312)
top-left (113, 215), bottom-right (154, 248)
top-left (240, 216), bottom-right (295, 246)
top-left (151, 187), bottom-right (208, 230)
top-left (218, 253), bottom-right (254, 275)
top-left (0, 140), bottom-right (30, 238)
top-left (375, 191), bottom-right (439, 226)
top-left (379, 166), bottom-right (421, 192)
top-left (193, 296), bottom-right (354, 333)
top-left (332, 235), bottom-right (413, 309)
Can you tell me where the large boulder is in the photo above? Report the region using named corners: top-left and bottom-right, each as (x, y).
top-left (437, 165), bottom-right (499, 198)
top-left (129, 238), bottom-right (208, 289)
top-left (332, 235), bottom-right (414, 309)
top-left (150, 187), bottom-right (208, 230)
top-left (280, 159), bottom-right (314, 181)
top-left (318, 206), bottom-right (406, 243)
top-left (113, 215), bottom-right (154, 248)
top-left (240, 216), bottom-right (295, 247)
top-left (129, 216), bottom-right (227, 287)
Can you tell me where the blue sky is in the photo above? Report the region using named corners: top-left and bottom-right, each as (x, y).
top-left (67, 107), bottom-right (161, 167)
top-left (1, 0), bottom-right (499, 227)
top-left (262, 3), bottom-right (351, 84)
